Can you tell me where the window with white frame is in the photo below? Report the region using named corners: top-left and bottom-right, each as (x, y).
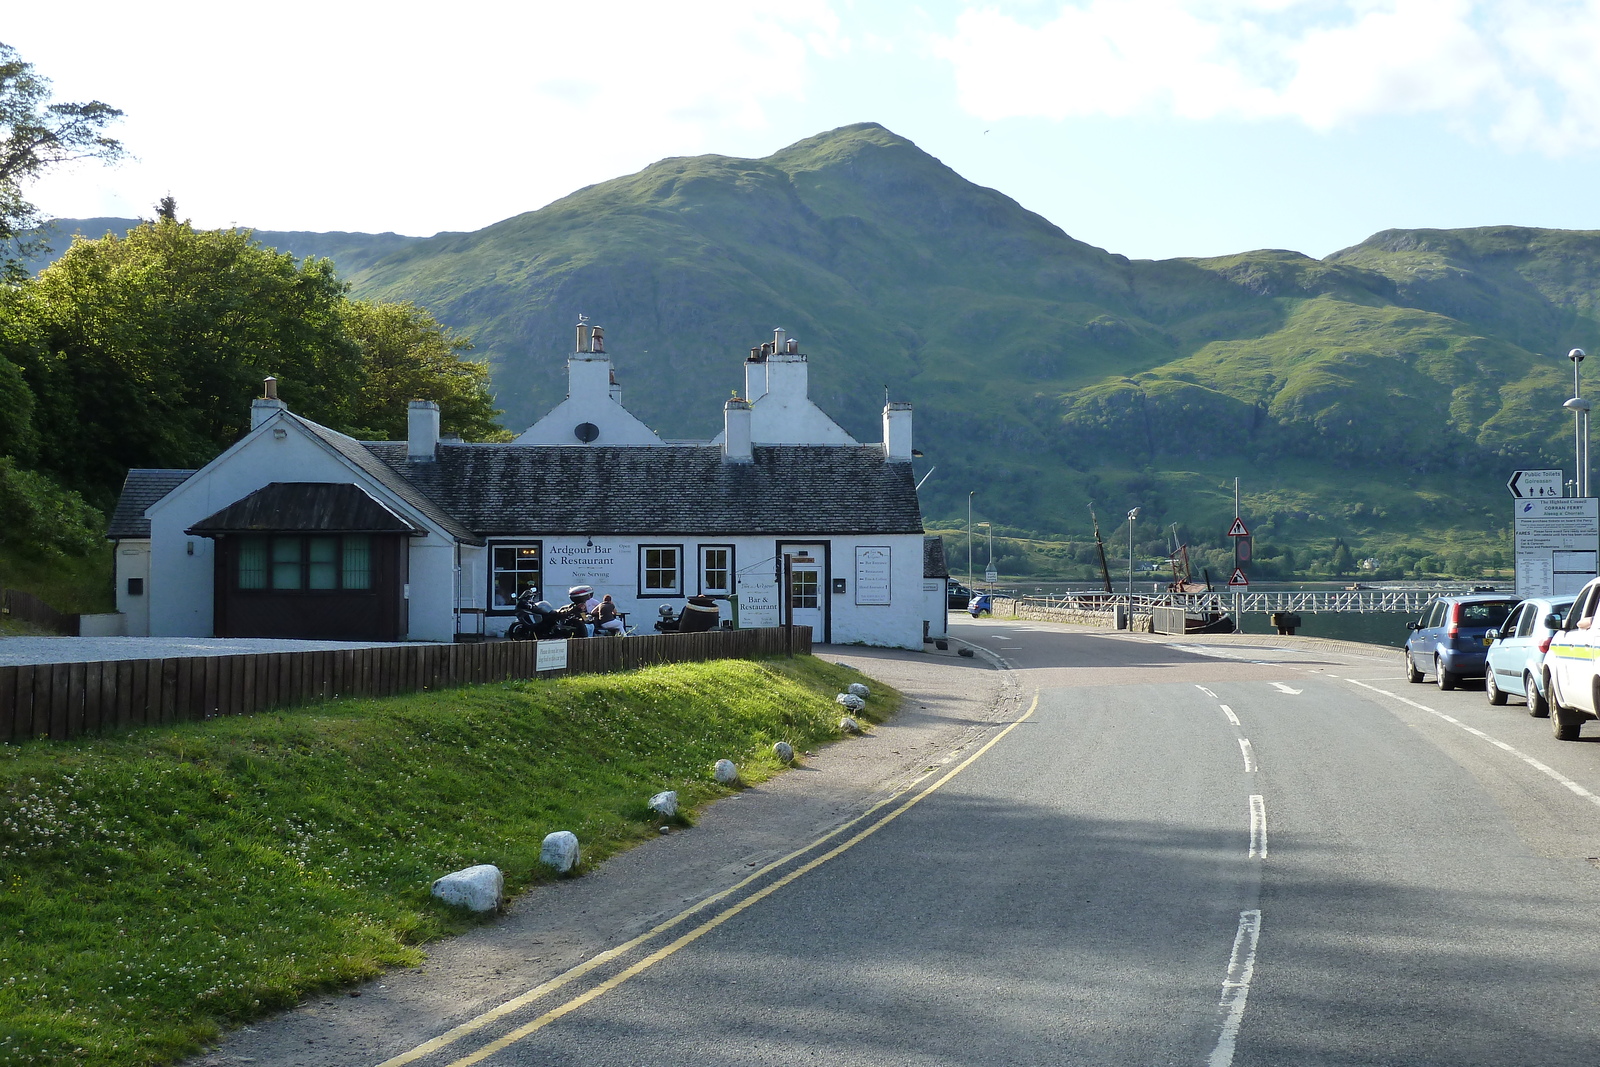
top-left (640, 545), bottom-right (683, 596)
top-left (491, 542), bottom-right (543, 610)
top-left (699, 545), bottom-right (733, 596)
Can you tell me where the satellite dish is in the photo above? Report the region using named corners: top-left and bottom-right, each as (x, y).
top-left (574, 422), bottom-right (599, 443)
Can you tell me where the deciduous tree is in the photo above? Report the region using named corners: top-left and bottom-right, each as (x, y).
top-left (339, 300), bottom-right (505, 441)
top-left (0, 41), bottom-right (123, 279)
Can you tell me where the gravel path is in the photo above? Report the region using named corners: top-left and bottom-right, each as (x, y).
top-left (0, 635), bottom-right (414, 666)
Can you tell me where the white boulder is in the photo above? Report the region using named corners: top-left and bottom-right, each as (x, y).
top-left (649, 790), bottom-right (679, 817)
top-left (847, 682), bottom-right (870, 699)
top-left (839, 716), bottom-right (861, 734)
top-left (431, 864), bottom-right (503, 912)
top-left (540, 830), bottom-right (580, 873)
top-left (835, 692), bottom-right (865, 712)
top-left (773, 741), bottom-right (795, 763)
top-left (714, 759), bottom-right (739, 784)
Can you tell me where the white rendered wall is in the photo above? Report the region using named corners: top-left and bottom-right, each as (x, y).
top-left (923, 580), bottom-right (949, 639)
top-left (476, 532), bottom-right (924, 648)
top-left (405, 540), bottom-right (459, 642)
top-left (144, 417), bottom-right (455, 639)
top-left (114, 540), bottom-right (152, 636)
top-left (514, 355), bottom-right (663, 445)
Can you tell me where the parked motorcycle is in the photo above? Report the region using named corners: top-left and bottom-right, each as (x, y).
top-left (653, 605), bottom-right (680, 633)
top-left (507, 589), bottom-right (584, 640)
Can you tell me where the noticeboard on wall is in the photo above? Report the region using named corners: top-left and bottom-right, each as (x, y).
top-left (855, 546), bottom-right (891, 605)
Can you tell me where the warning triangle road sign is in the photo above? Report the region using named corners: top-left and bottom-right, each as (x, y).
top-left (1228, 567), bottom-right (1249, 587)
top-left (1227, 517), bottom-right (1250, 538)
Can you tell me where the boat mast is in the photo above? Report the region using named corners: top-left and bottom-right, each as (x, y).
top-left (1090, 506), bottom-right (1114, 594)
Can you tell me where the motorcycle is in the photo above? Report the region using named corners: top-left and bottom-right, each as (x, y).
top-left (507, 590), bottom-right (585, 640)
top-left (653, 605), bottom-right (680, 633)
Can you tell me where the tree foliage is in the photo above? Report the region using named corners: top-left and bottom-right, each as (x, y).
top-left (14, 217), bottom-right (360, 496)
top-left (0, 218), bottom-right (504, 517)
top-left (0, 41), bottom-right (123, 278)
top-left (339, 300), bottom-right (505, 441)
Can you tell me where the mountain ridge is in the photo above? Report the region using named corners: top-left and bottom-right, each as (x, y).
top-left (26, 123), bottom-right (1600, 573)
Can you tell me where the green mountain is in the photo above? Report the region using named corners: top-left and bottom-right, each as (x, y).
top-left (34, 125), bottom-right (1600, 577)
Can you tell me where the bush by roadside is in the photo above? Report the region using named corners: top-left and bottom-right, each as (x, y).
top-left (0, 655), bottom-right (895, 1066)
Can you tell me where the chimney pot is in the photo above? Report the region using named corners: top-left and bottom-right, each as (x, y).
top-left (251, 377), bottom-right (287, 430)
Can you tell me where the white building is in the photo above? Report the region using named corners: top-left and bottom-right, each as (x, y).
top-left (108, 323), bottom-right (934, 649)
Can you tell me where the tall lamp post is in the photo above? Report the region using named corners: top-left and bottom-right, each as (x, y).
top-left (967, 491), bottom-right (975, 588)
top-left (978, 522), bottom-right (992, 587)
top-left (1567, 348), bottom-right (1590, 497)
top-left (1126, 507), bottom-right (1140, 604)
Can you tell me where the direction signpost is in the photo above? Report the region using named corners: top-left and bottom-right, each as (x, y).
top-left (1507, 469), bottom-right (1564, 499)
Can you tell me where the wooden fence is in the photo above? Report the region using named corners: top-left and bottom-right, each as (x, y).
top-left (0, 626), bottom-right (811, 744)
top-left (1, 587), bottom-right (79, 636)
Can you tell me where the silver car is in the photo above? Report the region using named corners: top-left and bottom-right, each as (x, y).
top-left (1484, 595), bottom-right (1576, 715)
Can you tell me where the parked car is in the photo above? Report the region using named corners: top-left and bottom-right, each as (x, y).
top-left (948, 580), bottom-right (976, 609)
top-left (1542, 578), bottom-right (1600, 740)
top-left (1483, 595), bottom-right (1575, 714)
top-left (1405, 593), bottom-right (1520, 690)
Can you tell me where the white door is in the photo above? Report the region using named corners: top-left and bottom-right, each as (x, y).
top-left (783, 545), bottom-right (826, 638)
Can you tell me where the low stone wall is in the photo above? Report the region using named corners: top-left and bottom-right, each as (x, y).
top-left (994, 598), bottom-right (1155, 632)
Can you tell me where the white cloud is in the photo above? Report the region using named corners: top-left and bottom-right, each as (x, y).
top-left (934, 0), bottom-right (1600, 154)
top-left (9, 1), bottom-right (845, 233)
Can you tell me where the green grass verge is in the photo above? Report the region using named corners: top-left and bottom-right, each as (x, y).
top-left (0, 655), bottom-right (895, 1065)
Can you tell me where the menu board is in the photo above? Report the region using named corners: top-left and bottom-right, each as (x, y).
top-left (855, 546), bottom-right (891, 605)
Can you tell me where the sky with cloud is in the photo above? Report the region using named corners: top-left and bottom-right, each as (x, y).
top-left (10, 0), bottom-right (1600, 260)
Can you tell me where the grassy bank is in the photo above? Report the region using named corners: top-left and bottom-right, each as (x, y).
top-left (0, 655), bottom-right (893, 1065)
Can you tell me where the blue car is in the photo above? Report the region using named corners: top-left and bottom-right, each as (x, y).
top-left (1483, 595), bottom-right (1575, 715)
top-left (1405, 593), bottom-right (1520, 690)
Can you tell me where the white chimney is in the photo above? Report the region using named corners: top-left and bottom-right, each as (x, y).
top-left (764, 346), bottom-right (808, 400)
top-left (724, 398), bottom-right (753, 462)
top-left (745, 350), bottom-right (768, 402)
top-left (408, 400), bottom-right (441, 461)
top-left (251, 376), bottom-right (286, 430)
top-left (882, 401), bottom-right (913, 461)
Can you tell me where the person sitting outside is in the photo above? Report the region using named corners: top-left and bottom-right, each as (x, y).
top-left (564, 585), bottom-right (599, 637)
top-left (679, 594), bottom-right (721, 633)
top-left (595, 594), bottom-right (624, 636)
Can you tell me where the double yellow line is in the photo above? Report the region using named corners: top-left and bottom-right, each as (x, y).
top-left (379, 691), bottom-right (1041, 1067)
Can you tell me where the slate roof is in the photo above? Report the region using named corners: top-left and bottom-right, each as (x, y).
top-left (295, 417), bottom-right (479, 544)
top-left (186, 482), bottom-right (425, 535)
top-left (363, 443), bottom-right (925, 536)
top-left (107, 469), bottom-right (197, 539)
top-left (924, 535), bottom-right (949, 578)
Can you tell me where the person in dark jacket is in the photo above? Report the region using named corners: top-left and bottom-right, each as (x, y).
top-left (679, 594), bottom-right (721, 632)
top-left (595, 594), bottom-right (624, 635)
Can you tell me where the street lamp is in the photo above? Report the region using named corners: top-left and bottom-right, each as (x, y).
top-left (978, 522), bottom-right (992, 587)
top-left (967, 491), bottom-right (975, 588)
top-left (1126, 507), bottom-right (1140, 603)
top-left (1568, 348), bottom-right (1589, 497)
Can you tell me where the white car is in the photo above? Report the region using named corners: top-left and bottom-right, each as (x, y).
top-left (1540, 579), bottom-right (1600, 740)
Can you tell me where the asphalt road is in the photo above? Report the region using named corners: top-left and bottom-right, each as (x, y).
top-left (198, 621), bottom-right (1600, 1066)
